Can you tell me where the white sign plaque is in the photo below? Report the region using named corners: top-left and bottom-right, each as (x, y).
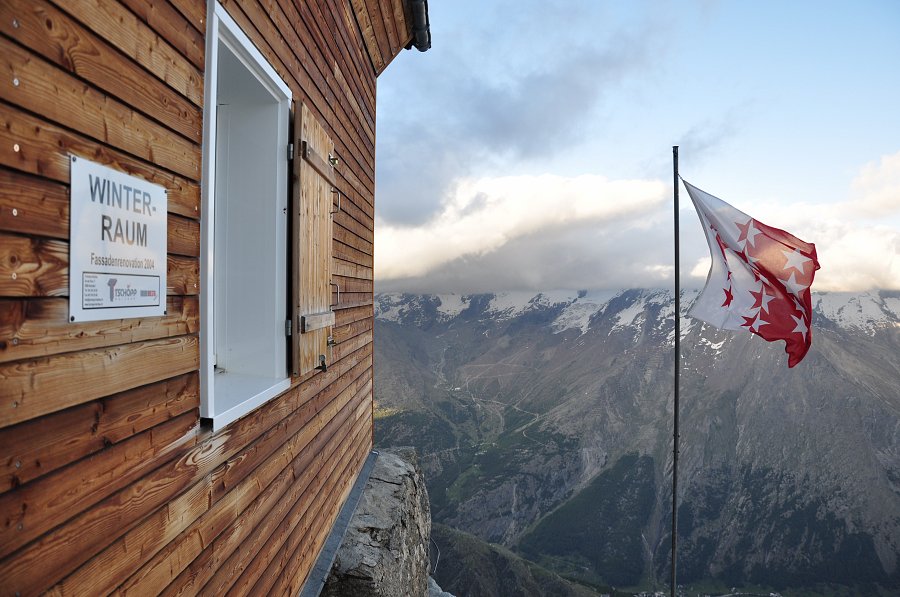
top-left (69, 156), bottom-right (167, 322)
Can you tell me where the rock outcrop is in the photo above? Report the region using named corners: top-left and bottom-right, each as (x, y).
top-left (321, 447), bottom-right (437, 597)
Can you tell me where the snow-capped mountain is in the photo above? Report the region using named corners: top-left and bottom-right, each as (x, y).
top-left (373, 289), bottom-right (900, 593)
top-left (376, 289), bottom-right (900, 336)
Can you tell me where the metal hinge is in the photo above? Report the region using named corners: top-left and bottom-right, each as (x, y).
top-left (285, 319), bottom-right (292, 336)
top-left (287, 143), bottom-right (295, 160)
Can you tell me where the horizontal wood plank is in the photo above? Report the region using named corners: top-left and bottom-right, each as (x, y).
top-left (364, 0), bottom-right (393, 74)
top-left (0, 38), bottom-right (200, 180)
top-left (333, 274), bottom-right (373, 294)
top-left (332, 329), bottom-right (372, 362)
top-left (209, 359), bottom-right (371, 506)
top-left (0, 335), bottom-right (199, 428)
top-left (275, 425), bottom-right (370, 595)
top-left (168, 0), bottom-right (206, 34)
top-left (332, 315), bottom-right (373, 345)
top-left (221, 0), bottom-right (376, 192)
top-left (0, 233), bottom-right (66, 297)
top-left (334, 303), bottom-right (373, 327)
top-left (0, 339), bottom-right (373, 593)
top-left (349, 0), bottom-right (382, 74)
top-left (0, 169), bottom-right (68, 239)
top-left (0, 410), bottom-right (197, 561)
top-left (167, 214), bottom-right (201, 257)
top-left (0, 102), bottom-right (201, 218)
top-left (0, 296), bottom-right (199, 363)
top-left (110, 369), bottom-right (371, 596)
top-left (0, 0), bottom-right (387, 592)
top-left (51, 0), bottom-right (204, 106)
top-left (333, 238), bottom-right (373, 267)
top-left (332, 291), bottom-right (372, 309)
top-left (332, 257), bottom-right (373, 281)
top-left (0, 0), bottom-right (202, 143)
top-left (246, 395), bottom-right (371, 595)
top-left (227, 392), bottom-right (371, 595)
top-left (0, 232), bottom-right (199, 297)
top-left (0, 171), bottom-right (199, 254)
top-left (312, 0), bottom-right (376, 121)
top-left (0, 423), bottom-right (203, 594)
top-left (301, 311), bottom-right (335, 333)
top-left (0, 373), bottom-right (198, 492)
top-left (118, 0), bottom-right (205, 70)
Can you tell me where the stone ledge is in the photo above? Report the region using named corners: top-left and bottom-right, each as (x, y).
top-left (321, 447), bottom-right (435, 597)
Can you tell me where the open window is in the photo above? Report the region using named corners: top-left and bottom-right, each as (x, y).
top-left (200, 3), bottom-right (292, 430)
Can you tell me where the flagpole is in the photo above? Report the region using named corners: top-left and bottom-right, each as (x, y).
top-left (671, 145), bottom-right (680, 597)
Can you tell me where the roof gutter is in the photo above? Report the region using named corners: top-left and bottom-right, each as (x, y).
top-left (406, 0), bottom-right (431, 52)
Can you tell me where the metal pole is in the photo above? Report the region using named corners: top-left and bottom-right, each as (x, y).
top-left (671, 145), bottom-right (680, 597)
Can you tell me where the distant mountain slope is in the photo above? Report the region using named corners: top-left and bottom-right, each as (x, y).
top-left (431, 523), bottom-right (618, 597)
top-left (374, 289), bottom-right (900, 593)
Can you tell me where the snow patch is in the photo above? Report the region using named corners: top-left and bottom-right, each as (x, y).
top-left (435, 294), bottom-right (468, 318)
top-left (813, 291), bottom-right (899, 334)
top-left (550, 290), bottom-right (618, 334)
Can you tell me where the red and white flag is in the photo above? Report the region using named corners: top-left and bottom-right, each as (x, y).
top-left (684, 181), bottom-right (820, 367)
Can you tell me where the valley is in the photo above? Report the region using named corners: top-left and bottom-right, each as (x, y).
top-left (374, 289), bottom-right (900, 595)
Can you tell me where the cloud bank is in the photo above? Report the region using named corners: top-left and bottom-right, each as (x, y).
top-left (686, 151), bottom-right (900, 292)
top-left (377, 152), bottom-right (900, 293)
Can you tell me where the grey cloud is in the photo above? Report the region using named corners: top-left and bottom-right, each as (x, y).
top-left (374, 192), bottom-right (719, 294)
top-left (376, 13), bottom-right (655, 226)
top-left (375, 212), bottom-right (710, 294)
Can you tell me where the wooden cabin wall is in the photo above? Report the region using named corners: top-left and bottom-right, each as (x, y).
top-left (0, 0), bottom-right (410, 593)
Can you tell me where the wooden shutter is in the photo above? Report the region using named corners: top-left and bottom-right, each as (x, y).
top-left (291, 103), bottom-right (335, 376)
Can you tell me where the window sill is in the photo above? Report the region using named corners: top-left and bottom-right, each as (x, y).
top-left (205, 372), bottom-right (291, 431)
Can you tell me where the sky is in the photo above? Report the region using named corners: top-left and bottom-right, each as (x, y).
top-left (373, 0), bottom-right (900, 294)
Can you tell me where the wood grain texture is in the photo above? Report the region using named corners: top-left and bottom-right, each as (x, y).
top-left (0, 296), bottom-right (199, 363)
top-left (55, 367), bottom-right (370, 596)
top-left (0, 0), bottom-right (388, 591)
top-left (312, 0), bottom-right (376, 119)
top-left (249, 413), bottom-right (370, 595)
top-left (0, 423), bottom-right (203, 597)
top-left (0, 169), bottom-right (69, 239)
top-left (168, 0), bottom-right (206, 35)
top-left (333, 257), bottom-right (373, 281)
top-left (4, 341), bottom-right (372, 595)
top-left (0, 103), bottom-right (201, 218)
top-left (118, 0), bottom-right (205, 69)
top-left (0, 233), bottom-right (67, 297)
top-left (0, 373), bottom-right (198, 491)
top-left (51, 0), bottom-right (204, 106)
top-left (0, 233), bottom-right (198, 297)
top-left (349, 0), bottom-right (383, 73)
top-left (0, 171), bottom-right (198, 254)
top-left (225, 392), bottom-right (371, 595)
top-left (0, 38), bottom-right (200, 180)
top-left (292, 103), bottom-right (335, 376)
top-left (222, 0), bottom-right (377, 190)
top-left (363, 0), bottom-right (393, 74)
top-left (0, 335), bottom-right (199, 428)
top-left (0, 409), bottom-right (198, 560)
top-left (0, 0), bottom-right (202, 143)
top-left (131, 373), bottom-right (370, 596)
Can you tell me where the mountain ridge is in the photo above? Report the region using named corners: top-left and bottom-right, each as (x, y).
top-left (373, 288), bottom-right (900, 593)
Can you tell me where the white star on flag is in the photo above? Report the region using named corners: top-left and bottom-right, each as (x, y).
top-left (782, 249), bottom-right (813, 274)
top-left (791, 314), bottom-right (809, 341)
top-left (683, 180), bottom-right (820, 367)
top-left (779, 272), bottom-right (808, 297)
top-left (749, 315), bottom-right (768, 333)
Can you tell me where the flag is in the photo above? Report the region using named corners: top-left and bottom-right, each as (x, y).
top-left (683, 180), bottom-right (820, 367)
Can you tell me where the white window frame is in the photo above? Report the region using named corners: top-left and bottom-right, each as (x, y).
top-left (200, 2), bottom-right (293, 430)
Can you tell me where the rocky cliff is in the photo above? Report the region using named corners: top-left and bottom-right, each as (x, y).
top-left (322, 448), bottom-right (446, 597)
